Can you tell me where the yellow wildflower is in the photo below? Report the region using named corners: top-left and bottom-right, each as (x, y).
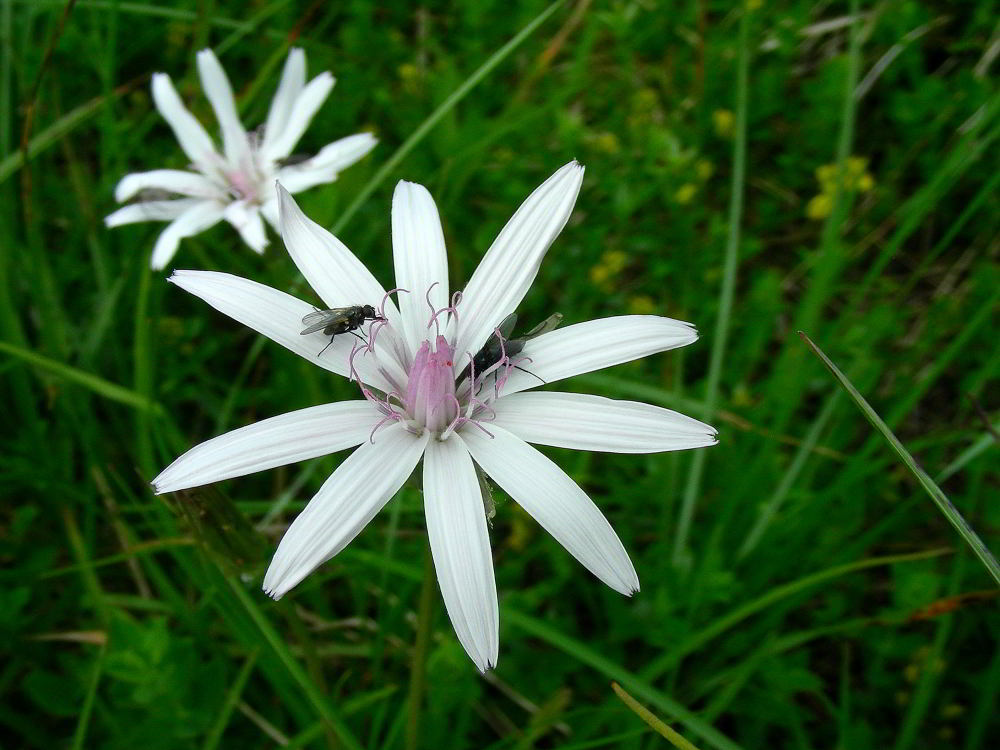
top-left (674, 183), bottom-right (698, 204)
top-left (713, 109), bottom-right (734, 138)
top-left (627, 295), bottom-right (657, 315)
top-left (806, 193), bottom-right (832, 220)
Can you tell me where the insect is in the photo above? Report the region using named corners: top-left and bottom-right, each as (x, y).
top-left (300, 305), bottom-right (383, 356)
top-left (458, 312), bottom-right (563, 386)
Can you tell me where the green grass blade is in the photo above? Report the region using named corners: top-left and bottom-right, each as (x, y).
top-left (504, 609), bottom-right (744, 750)
top-left (202, 650), bottom-right (260, 750)
top-left (0, 339), bottom-right (163, 414)
top-left (672, 4), bottom-right (750, 563)
top-left (800, 332), bottom-right (1000, 585)
top-left (330, 0), bottom-right (567, 235)
top-left (936, 420), bottom-right (999, 483)
top-left (738, 389), bottom-right (843, 558)
top-left (224, 576), bottom-right (364, 750)
top-left (611, 682), bottom-right (704, 750)
top-left (642, 548), bottom-right (949, 680)
top-left (0, 93), bottom-right (109, 184)
top-left (70, 644), bottom-right (106, 750)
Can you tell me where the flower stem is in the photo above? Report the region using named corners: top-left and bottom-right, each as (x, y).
top-left (405, 545), bottom-right (435, 750)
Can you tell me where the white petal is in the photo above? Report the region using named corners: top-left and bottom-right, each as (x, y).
top-left (151, 73), bottom-right (218, 166)
top-left (152, 401), bottom-right (379, 493)
top-left (274, 133), bottom-right (377, 193)
top-left (455, 161), bottom-right (584, 359)
top-left (168, 270), bottom-right (393, 391)
top-left (263, 423), bottom-right (428, 598)
top-left (105, 198), bottom-right (202, 227)
top-left (423, 436), bottom-right (499, 672)
top-left (501, 315), bottom-right (699, 396)
top-left (275, 184), bottom-right (388, 308)
top-left (261, 72), bottom-right (335, 161)
top-left (223, 200), bottom-right (269, 253)
top-left (307, 132), bottom-right (378, 171)
top-left (463, 424), bottom-right (638, 595)
top-left (196, 49), bottom-right (251, 166)
top-left (493, 392), bottom-right (718, 453)
top-left (391, 180), bottom-right (449, 358)
top-left (259, 199), bottom-right (280, 231)
top-left (114, 169), bottom-right (218, 202)
top-left (150, 201), bottom-right (224, 270)
top-left (262, 48), bottom-right (306, 153)
top-left (274, 186), bottom-right (407, 380)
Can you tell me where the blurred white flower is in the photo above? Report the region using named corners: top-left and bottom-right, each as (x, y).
top-left (106, 48), bottom-right (376, 269)
top-left (152, 162), bottom-right (717, 671)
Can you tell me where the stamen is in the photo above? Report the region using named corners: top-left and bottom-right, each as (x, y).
top-left (425, 281), bottom-right (460, 337)
top-left (379, 287), bottom-right (408, 319)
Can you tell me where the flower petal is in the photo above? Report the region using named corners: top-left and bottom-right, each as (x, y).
top-left (114, 169), bottom-right (218, 202)
top-left (274, 133), bottom-right (377, 193)
top-left (493, 392), bottom-right (718, 453)
top-left (261, 72), bottom-right (335, 161)
top-left (263, 423), bottom-right (428, 598)
top-left (501, 315), bottom-right (698, 396)
top-left (196, 49), bottom-right (251, 166)
top-left (463, 424), bottom-right (638, 595)
top-left (168, 270), bottom-right (393, 391)
top-left (455, 161), bottom-right (584, 360)
top-left (223, 200), bottom-right (269, 254)
top-left (275, 184), bottom-right (388, 308)
top-left (274, 186), bottom-right (407, 379)
top-left (151, 201), bottom-right (224, 270)
top-left (152, 401), bottom-right (379, 493)
top-left (151, 73), bottom-right (218, 166)
top-left (105, 198), bottom-right (203, 227)
top-left (391, 180), bottom-right (449, 359)
top-left (262, 48), bottom-right (306, 153)
top-left (423, 435), bottom-right (499, 672)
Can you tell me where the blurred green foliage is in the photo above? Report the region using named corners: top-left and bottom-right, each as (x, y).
top-left (0, 0), bottom-right (997, 748)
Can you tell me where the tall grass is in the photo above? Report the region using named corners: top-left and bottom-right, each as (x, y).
top-left (1, 1), bottom-right (996, 748)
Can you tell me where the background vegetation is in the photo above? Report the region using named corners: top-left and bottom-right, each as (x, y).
top-left (1, 1), bottom-right (997, 748)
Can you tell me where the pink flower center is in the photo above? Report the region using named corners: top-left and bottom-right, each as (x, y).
top-left (225, 167), bottom-right (261, 203)
top-left (403, 335), bottom-right (458, 433)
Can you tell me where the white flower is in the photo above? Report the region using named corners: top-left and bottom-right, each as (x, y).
top-left (105, 48), bottom-right (377, 270)
top-left (152, 162), bottom-right (717, 671)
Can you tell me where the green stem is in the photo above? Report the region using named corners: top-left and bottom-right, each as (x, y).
top-left (405, 547), bottom-right (435, 750)
top-left (672, 4), bottom-right (750, 564)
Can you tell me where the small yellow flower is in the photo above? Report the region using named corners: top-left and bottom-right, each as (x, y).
top-left (846, 155), bottom-right (868, 176)
top-left (695, 159), bottom-right (714, 181)
top-left (603, 250), bottom-right (628, 273)
top-left (816, 163), bottom-right (837, 188)
top-left (398, 62), bottom-right (421, 93)
top-left (805, 193), bottom-right (831, 220)
top-left (589, 265), bottom-right (610, 285)
top-left (746, 0), bottom-right (763, 9)
top-left (590, 250), bottom-right (628, 290)
top-left (674, 183), bottom-right (698, 204)
top-left (857, 172), bottom-right (874, 192)
top-left (941, 704), bottom-right (965, 719)
top-left (632, 88), bottom-right (659, 113)
top-left (713, 109), bottom-right (734, 138)
top-left (627, 295), bottom-right (656, 315)
top-left (593, 132), bottom-right (621, 155)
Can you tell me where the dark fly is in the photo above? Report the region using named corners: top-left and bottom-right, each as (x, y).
top-left (458, 312), bottom-right (562, 386)
top-left (300, 305), bottom-right (383, 356)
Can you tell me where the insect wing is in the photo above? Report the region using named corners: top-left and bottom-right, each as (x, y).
top-left (300, 308), bottom-right (353, 336)
top-left (520, 312), bottom-right (563, 341)
top-left (495, 313), bottom-right (518, 340)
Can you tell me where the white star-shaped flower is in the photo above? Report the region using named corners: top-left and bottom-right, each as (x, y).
top-left (106, 48), bottom-right (376, 269)
top-left (152, 162), bottom-right (717, 671)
